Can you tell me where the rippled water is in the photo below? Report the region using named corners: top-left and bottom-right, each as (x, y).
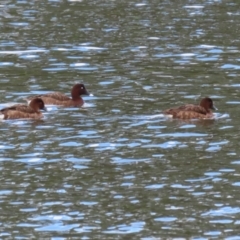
top-left (1, 0), bottom-right (240, 238)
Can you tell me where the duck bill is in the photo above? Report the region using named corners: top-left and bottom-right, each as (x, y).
top-left (43, 107), bottom-right (47, 112)
top-left (83, 90), bottom-right (93, 96)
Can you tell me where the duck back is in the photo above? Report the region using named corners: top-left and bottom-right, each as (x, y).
top-left (164, 104), bottom-right (208, 115)
top-left (171, 110), bottom-right (213, 119)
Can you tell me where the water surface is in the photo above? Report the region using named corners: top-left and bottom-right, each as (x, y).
top-left (0, 0), bottom-right (240, 239)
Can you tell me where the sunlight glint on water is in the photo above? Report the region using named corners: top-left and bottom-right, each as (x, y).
top-left (0, 0), bottom-right (239, 239)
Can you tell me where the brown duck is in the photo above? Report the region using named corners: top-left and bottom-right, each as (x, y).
top-left (25, 83), bottom-right (91, 107)
top-left (0, 98), bottom-right (46, 120)
top-left (163, 97), bottom-right (216, 119)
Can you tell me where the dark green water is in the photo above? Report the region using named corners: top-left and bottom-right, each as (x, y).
top-left (0, 0), bottom-right (240, 239)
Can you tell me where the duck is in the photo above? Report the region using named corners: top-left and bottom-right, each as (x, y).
top-left (0, 98), bottom-right (46, 120)
top-left (163, 97), bottom-right (216, 119)
top-left (25, 83), bottom-right (91, 107)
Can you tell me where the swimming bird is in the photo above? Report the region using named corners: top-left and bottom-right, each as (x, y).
top-left (0, 98), bottom-right (46, 120)
top-left (25, 83), bottom-right (91, 107)
top-left (163, 97), bottom-right (216, 119)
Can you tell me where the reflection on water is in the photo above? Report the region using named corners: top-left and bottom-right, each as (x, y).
top-left (0, 0), bottom-right (240, 239)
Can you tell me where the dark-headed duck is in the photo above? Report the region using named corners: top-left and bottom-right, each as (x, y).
top-left (163, 97), bottom-right (216, 119)
top-left (0, 98), bottom-right (46, 120)
top-left (25, 83), bottom-right (91, 107)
